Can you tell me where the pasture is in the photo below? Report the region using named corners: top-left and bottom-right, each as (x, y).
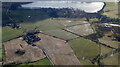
top-left (18, 58), bottom-right (52, 65)
top-left (10, 58), bottom-right (52, 67)
top-left (101, 53), bottom-right (118, 65)
top-left (2, 26), bottom-right (24, 42)
top-left (8, 9), bottom-right (94, 40)
top-left (103, 2), bottom-right (118, 18)
top-left (20, 18), bottom-right (94, 40)
top-left (69, 37), bottom-right (100, 65)
top-left (9, 9), bottom-right (50, 23)
top-left (100, 45), bottom-right (113, 56)
top-left (66, 24), bottom-right (94, 36)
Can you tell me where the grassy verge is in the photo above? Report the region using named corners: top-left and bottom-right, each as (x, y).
top-left (2, 26), bottom-right (24, 42)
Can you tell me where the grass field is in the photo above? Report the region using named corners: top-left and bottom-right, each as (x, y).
top-left (2, 26), bottom-right (24, 42)
top-left (69, 37), bottom-right (100, 65)
top-left (19, 58), bottom-right (52, 65)
top-left (9, 9), bottom-right (50, 23)
top-left (101, 53), bottom-right (118, 65)
top-left (20, 18), bottom-right (94, 40)
top-left (20, 18), bottom-right (79, 40)
top-left (100, 45), bottom-right (113, 56)
top-left (8, 9), bottom-right (94, 40)
top-left (103, 2), bottom-right (118, 18)
top-left (12, 58), bottom-right (52, 67)
top-left (66, 24), bottom-right (94, 36)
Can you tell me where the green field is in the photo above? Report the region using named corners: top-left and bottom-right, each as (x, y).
top-left (69, 37), bottom-right (100, 65)
top-left (103, 2), bottom-right (118, 18)
top-left (11, 58), bottom-right (52, 67)
top-left (20, 18), bottom-right (94, 40)
top-left (100, 45), bottom-right (113, 56)
top-left (2, 26), bottom-right (24, 42)
top-left (9, 9), bottom-right (50, 23)
top-left (8, 9), bottom-right (94, 40)
top-left (101, 53), bottom-right (118, 65)
top-left (68, 37), bottom-right (116, 65)
top-left (19, 58), bottom-right (52, 65)
top-left (20, 18), bottom-right (79, 40)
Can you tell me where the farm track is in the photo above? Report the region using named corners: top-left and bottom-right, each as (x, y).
top-left (35, 45), bottom-right (55, 66)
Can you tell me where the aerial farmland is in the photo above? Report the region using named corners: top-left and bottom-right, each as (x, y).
top-left (1, 1), bottom-right (120, 67)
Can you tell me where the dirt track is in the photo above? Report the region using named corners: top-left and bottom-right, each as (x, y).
top-left (4, 37), bottom-right (45, 64)
top-left (34, 33), bottom-right (81, 65)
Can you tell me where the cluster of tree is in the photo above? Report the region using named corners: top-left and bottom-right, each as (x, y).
top-left (15, 49), bottom-right (25, 56)
top-left (10, 23), bottom-right (20, 29)
top-left (112, 27), bottom-right (120, 41)
top-left (93, 25), bottom-right (120, 42)
top-left (41, 8), bottom-right (120, 23)
top-left (97, 25), bottom-right (112, 32)
top-left (84, 32), bottom-right (104, 41)
top-left (98, 15), bottom-right (119, 23)
top-left (87, 14), bottom-right (120, 23)
top-left (23, 32), bottom-right (41, 44)
top-left (30, 8), bottom-right (86, 18)
top-left (2, 23), bottom-right (20, 29)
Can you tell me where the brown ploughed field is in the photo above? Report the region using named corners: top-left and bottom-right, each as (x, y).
top-left (34, 33), bottom-right (81, 65)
